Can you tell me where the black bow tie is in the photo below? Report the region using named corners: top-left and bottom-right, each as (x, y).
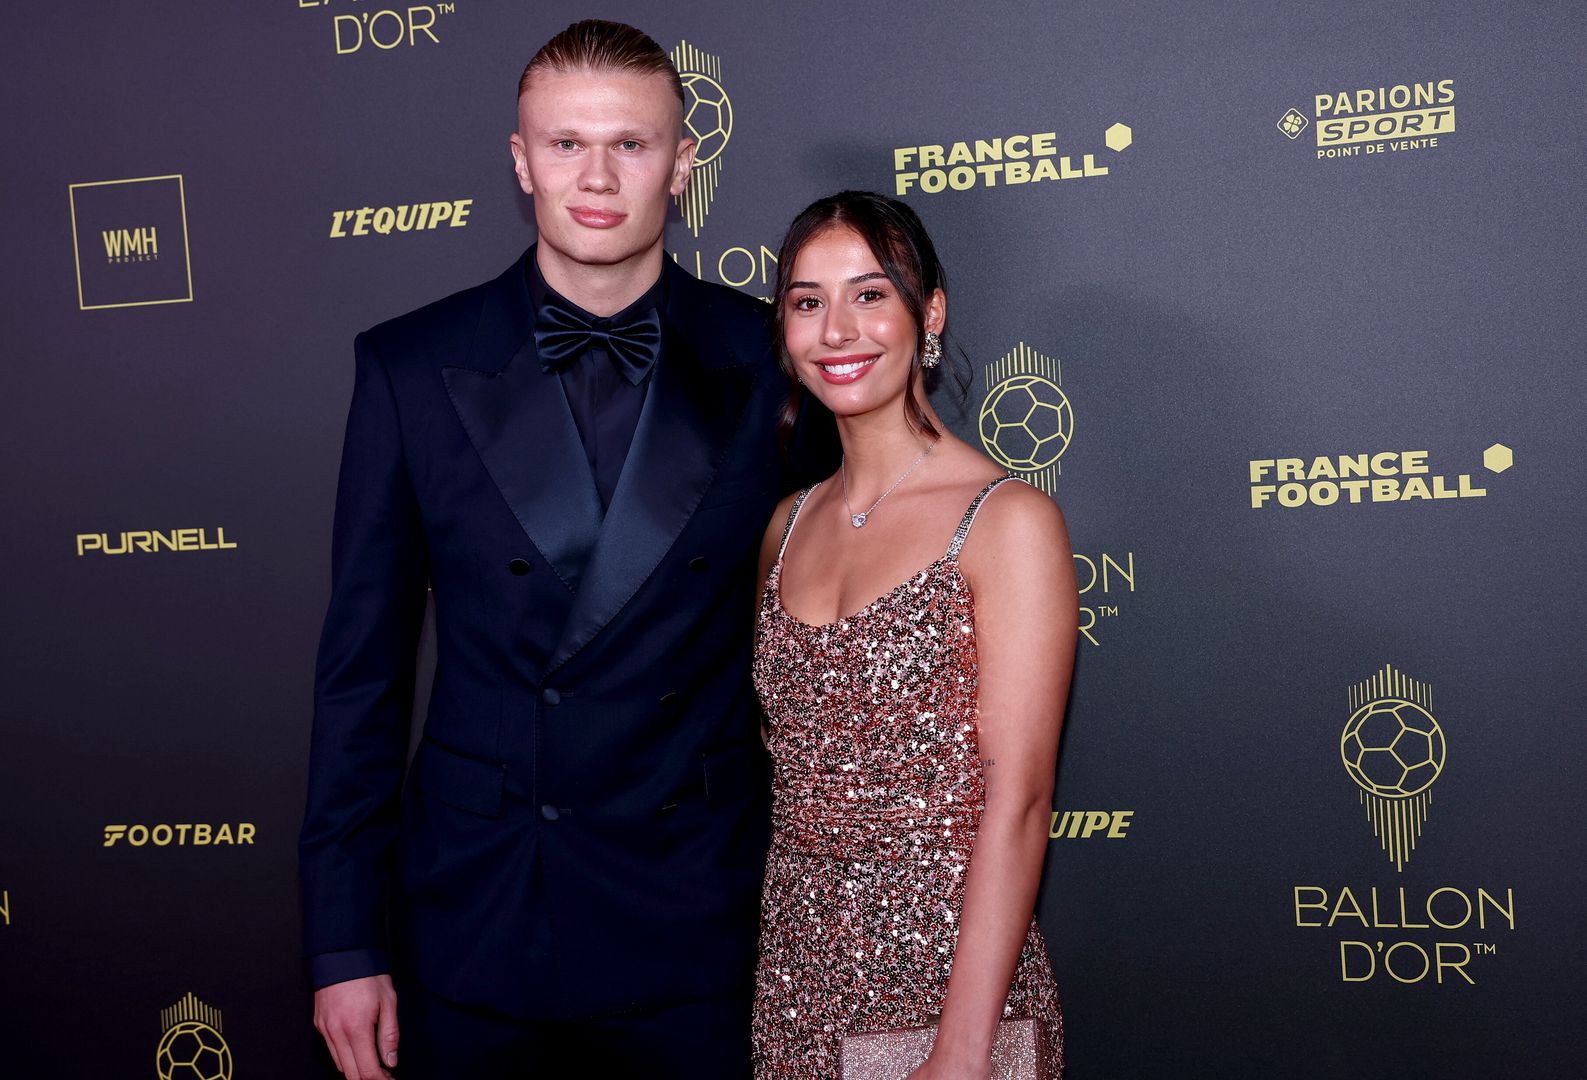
top-left (535, 299), bottom-right (662, 386)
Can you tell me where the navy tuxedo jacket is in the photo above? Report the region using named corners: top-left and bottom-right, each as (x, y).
top-left (299, 250), bottom-right (825, 1019)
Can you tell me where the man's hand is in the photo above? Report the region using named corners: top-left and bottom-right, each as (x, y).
top-left (313, 974), bottom-right (399, 1079)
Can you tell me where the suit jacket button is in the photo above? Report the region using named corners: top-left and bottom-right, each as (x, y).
top-left (541, 687), bottom-right (561, 706)
top-left (689, 556), bottom-right (709, 572)
top-left (539, 804), bottom-right (560, 821)
top-left (508, 558), bottom-right (531, 576)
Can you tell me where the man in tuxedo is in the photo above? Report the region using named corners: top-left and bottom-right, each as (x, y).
top-left (299, 20), bottom-right (827, 1079)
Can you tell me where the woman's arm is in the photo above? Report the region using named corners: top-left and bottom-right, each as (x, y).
top-left (915, 483), bottom-right (1078, 1079)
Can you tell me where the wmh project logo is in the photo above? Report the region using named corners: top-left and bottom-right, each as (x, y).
top-left (69, 175), bottom-right (192, 311)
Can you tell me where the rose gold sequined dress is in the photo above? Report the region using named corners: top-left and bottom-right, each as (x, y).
top-left (751, 477), bottom-right (1064, 1079)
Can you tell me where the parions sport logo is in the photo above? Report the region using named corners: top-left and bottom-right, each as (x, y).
top-left (979, 343), bottom-right (1138, 648)
top-left (157, 993), bottom-right (232, 1080)
top-left (1277, 78), bottom-right (1455, 161)
top-left (1290, 665), bottom-right (1518, 985)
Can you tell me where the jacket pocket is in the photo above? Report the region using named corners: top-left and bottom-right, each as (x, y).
top-left (417, 739), bottom-right (507, 818)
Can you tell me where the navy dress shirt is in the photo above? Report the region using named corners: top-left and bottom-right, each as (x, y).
top-left (527, 256), bottom-right (663, 513)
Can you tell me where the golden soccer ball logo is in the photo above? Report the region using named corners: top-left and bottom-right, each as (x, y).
top-left (979, 373), bottom-right (1073, 472)
top-left (157, 993), bottom-right (231, 1080)
top-left (1340, 698), bottom-right (1446, 798)
top-left (156, 1021), bottom-right (231, 1080)
top-left (671, 42), bottom-right (732, 237)
top-left (681, 72), bottom-right (732, 166)
top-left (1342, 665), bottom-right (1445, 871)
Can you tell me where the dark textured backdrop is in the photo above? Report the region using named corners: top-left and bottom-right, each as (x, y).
top-left (3, 2), bottom-right (1584, 1077)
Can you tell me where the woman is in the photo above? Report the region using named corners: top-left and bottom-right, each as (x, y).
top-left (751, 190), bottom-right (1077, 1080)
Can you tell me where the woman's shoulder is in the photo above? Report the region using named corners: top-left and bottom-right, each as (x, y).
top-left (760, 483), bottom-right (822, 560)
top-left (956, 473), bottom-right (1070, 569)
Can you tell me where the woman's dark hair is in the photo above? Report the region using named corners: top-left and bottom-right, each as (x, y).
top-left (771, 190), bottom-right (970, 442)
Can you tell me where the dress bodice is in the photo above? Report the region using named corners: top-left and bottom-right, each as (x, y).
top-left (755, 547), bottom-right (987, 863)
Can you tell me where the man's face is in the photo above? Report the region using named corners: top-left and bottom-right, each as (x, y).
top-left (511, 67), bottom-right (694, 273)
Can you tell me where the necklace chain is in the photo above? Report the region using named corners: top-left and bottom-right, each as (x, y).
top-left (842, 441), bottom-right (934, 528)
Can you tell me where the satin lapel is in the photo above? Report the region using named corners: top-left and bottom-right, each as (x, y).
top-left (442, 261), bottom-right (602, 594)
top-left (549, 319), bottom-right (752, 670)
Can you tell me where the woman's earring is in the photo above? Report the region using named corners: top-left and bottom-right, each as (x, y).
top-left (920, 331), bottom-right (943, 369)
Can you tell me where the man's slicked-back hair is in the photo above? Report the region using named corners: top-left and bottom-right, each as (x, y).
top-left (518, 19), bottom-right (684, 107)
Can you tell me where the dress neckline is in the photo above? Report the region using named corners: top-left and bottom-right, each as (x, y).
top-left (767, 474), bottom-right (1017, 631)
top-left (769, 555), bottom-right (965, 631)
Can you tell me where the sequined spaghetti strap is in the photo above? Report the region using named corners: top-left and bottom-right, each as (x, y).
top-left (945, 474), bottom-right (1022, 561)
top-left (776, 483), bottom-right (820, 565)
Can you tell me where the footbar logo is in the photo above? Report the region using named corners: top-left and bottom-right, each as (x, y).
top-left (104, 823), bottom-right (256, 847)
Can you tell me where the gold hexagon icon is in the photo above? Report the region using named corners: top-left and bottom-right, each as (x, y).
top-left (1105, 123), bottom-right (1133, 152)
top-left (1483, 443), bottom-right (1513, 473)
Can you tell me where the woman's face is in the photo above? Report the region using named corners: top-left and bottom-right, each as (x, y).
top-left (781, 226), bottom-right (943, 423)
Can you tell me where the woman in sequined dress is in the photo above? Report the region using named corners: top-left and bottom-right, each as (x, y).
top-left (750, 191), bottom-right (1078, 1080)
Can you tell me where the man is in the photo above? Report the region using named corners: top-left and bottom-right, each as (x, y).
top-left (299, 20), bottom-right (829, 1079)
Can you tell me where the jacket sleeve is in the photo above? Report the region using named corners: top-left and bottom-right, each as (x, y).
top-left (298, 330), bottom-right (429, 973)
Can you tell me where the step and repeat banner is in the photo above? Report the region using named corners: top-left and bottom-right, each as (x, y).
top-left (3, 1), bottom-right (1583, 1077)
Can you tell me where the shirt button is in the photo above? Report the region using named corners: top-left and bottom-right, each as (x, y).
top-left (688, 556), bottom-right (709, 572)
top-left (539, 805), bottom-right (560, 821)
top-left (508, 558), bottom-right (531, 576)
top-left (541, 687), bottom-right (561, 706)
